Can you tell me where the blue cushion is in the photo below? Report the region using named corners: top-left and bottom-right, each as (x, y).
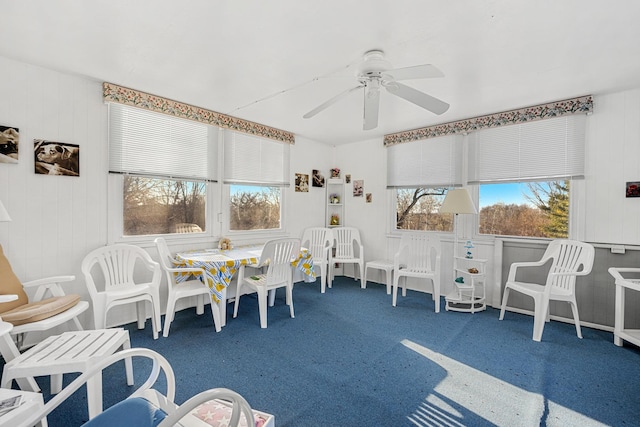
top-left (82, 397), bottom-right (167, 427)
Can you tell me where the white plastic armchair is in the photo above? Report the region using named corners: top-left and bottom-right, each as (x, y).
top-left (301, 227), bottom-right (334, 293)
top-left (154, 237), bottom-right (221, 336)
top-left (82, 244), bottom-right (162, 339)
top-left (21, 348), bottom-right (257, 427)
top-left (499, 239), bottom-right (595, 342)
top-left (392, 233), bottom-right (442, 312)
top-left (0, 244), bottom-right (88, 353)
top-left (329, 227), bottom-right (365, 288)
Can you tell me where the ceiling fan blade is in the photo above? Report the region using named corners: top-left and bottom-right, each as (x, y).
top-left (363, 83), bottom-right (380, 131)
top-left (386, 82), bottom-right (449, 115)
top-left (303, 85), bottom-right (363, 119)
top-left (386, 64), bottom-right (444, 81)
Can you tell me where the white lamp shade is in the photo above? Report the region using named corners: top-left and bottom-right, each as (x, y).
top-left (440, 188), bottom-right (477, 214)
top-left (0, 199), bottom-right (11, 222)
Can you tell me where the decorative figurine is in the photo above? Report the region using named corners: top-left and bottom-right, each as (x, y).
top-left (464, 240), bottom-right (474, 259)
top-left (218, 237), bottom-right (232, 251)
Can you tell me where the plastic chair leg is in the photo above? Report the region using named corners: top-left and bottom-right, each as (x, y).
top-left (163, 295), bottom-right (177, 338)
top-left (532, 296), bottom-right (548, 342)
top-left (499, 287), bottom-right (511, 320)
top-left (569, 299), bottom-right (583, 339)
top-left (392, 276), bottom-right (400, 306)
top-left (257, 288), bottom-right (269, 329)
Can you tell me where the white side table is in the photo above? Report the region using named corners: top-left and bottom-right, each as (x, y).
top-left (2, 328), bottom-right (133, 420)
top-left (0, 388), bottom-right (47, 427)
top-left (364, 260), bottom-right (394, 294)
top-left (445, 257), bottom-right (487, 313)
top-left (608, 268), bottom-right (640, 347)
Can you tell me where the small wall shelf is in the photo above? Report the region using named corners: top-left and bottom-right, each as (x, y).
top-left (325, 178), bottom-right (344, 228)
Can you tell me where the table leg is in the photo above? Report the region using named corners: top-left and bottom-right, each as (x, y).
top-left (122, 337), bottom-right (134, 386)
top-left (0, 333), bottom-right (40, 391)
top-left (219, 287), bottom-right (227, 328)
top-left (50, 374), bottom-right (63, 394)
top-left (614, 284), bottom-right (624, 346)
top-left (86, 372), bottom-right (103, 419)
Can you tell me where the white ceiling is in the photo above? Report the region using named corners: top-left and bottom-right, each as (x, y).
top-left (1, 0), bottom-right (640, 145)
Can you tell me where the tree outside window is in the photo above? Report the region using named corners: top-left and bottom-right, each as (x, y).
top-left (478, 180), bottom-right (569, 238)
top-left (229, 185), bottom-right (281, 231)
top-left (396, 188), bottom-right (453, 231)
top-left (123, 176), bottom-right (206, 236)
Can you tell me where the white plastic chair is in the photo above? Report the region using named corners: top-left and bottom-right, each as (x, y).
top-left (301, 227), bottom-right (334, 293)
top-left (329, 227), bottom-right (365, 288)
top-left (0, 245), bottom-right (89, 354)
top-left (233, 238), bottom-right (300, 328)
top-left (81, 244), bottom-right (162, 339)
top-left (499, 239), bottom-right (595, 342)
top-left (154, 237), bottom-right (221, 337)
top-left (22, 348), bottom-right (261, 427)
top-left (392, 233), bottom-right (442, 312)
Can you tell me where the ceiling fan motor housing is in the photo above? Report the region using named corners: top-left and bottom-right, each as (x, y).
top-left (357, 50), bottom-right (392, 78)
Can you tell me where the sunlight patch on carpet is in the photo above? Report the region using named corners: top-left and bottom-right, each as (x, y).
top-left (401, 339), bottom-right (606, 427)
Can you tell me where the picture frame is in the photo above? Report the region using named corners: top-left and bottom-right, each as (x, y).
top-left (312, 169), bottom-right (325, 187)
top-left (353, 180), bottom-right (363, 197)
top-left (0, 125), bottom-right (19, 164)
top-left (626, 181), bottom-right (640, 198)
top-left (295, 173), bottom-right (309, 192)
top-left (34, 139), bottom-right (80, 176)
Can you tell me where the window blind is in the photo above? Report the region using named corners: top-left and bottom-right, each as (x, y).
top-left (468, 115), bottom-right (586, 184)
top-left (223, 130), bottom-right (290, 186)
top-left (109, 103), bottom-right (216, 181)
top-left (387, 135), bottom-right (463, 188)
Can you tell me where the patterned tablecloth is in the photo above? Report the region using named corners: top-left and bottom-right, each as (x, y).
top-left (174, 245), bottom-right (315, 303)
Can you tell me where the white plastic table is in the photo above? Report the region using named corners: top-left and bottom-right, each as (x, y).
top-left (1, 328), bottom-right (133, 420)
top-left (0, 388), bottom-right (47, 427)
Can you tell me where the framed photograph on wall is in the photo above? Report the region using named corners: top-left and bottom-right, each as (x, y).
top-left (353, 180), bottom-right (363, 197)
top-left (295, 173), bottom-right (309, 192)
top-left (0, 125), bottom-right (19, 164)
top-left (626, 181), bottom-right (640, 198)
top-left (34, 139), bottom-right (80, 176)
top-left (312, 169), bottom-right (325, 187)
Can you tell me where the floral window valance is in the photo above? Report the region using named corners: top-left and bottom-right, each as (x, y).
top-left (384, 95), bottom-right (593, 146)
top-left (103, 82), bottom-right (295, 144)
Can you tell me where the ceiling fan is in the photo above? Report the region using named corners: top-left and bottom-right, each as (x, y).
top-left (303, 50), bottom-right (449, 130)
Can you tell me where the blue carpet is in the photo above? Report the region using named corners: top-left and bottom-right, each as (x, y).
top-left (7, 276), bottom-right (640, 426)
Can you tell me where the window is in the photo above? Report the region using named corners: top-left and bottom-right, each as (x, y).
top-left (387, 135), bottom-right (462, 232)
top-left (469, 115), bottom-right (585, 238)
top-left (479, 181), bottom-right (570, 238)
top-left (223, 130), bottom-right (289, 233)
top-left (109, 103), bottom-right (216, 238)
top-left (123, 176), bottom-right (206, 236)
top-left (229, 185), bottom-right (281, 231)
top-left (396, 188), bottom-right (453, 231)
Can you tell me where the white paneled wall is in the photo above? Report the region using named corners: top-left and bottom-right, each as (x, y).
top-left (585, 90), bottom-right (640, 245)
top-left (0, 57), bottom-right (108, 333)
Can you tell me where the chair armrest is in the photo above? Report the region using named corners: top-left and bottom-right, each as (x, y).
top-left (21, 348), bottom-right (176, 427)
top-left (506, 260), bottom-right (546, 282)
top-left (158, 388), bottom-right (255, 427)
top-left (22, 275), bottom-right (76, 300)
top-left (22, 275), bottom-right (75, 289)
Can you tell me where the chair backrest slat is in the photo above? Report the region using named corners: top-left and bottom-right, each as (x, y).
top-left (259, 238), bottom-right (301, 285)
top-left (397, 233), bottom-right (441, 273)
top-left (545, 240), bottom-right (595, 292)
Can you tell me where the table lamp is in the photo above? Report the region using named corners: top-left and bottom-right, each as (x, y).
top-left (0, 199), bottom-right (11, 222)
top-left (440, 188), bottom-right (477, 259)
